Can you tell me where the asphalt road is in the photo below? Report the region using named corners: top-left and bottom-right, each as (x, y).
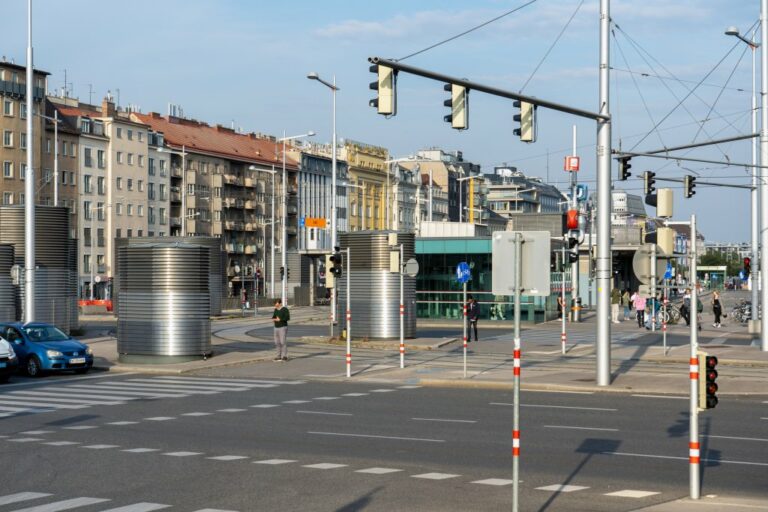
top-left (1, 374), bottom-right (766, 511)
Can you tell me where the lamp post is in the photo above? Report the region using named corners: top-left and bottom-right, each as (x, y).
top-left (277, 131), bottom-right (315, 305)
top-left (157, 145), bottom-right (187, 236)
top-left (24, 0), bottom-right (35, 322)
top-left (725, 26), bottom-right (760, 334)
top-left (249, 165), bottom-right (277, 298)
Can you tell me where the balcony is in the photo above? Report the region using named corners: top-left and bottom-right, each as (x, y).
top-left (224, 221), bottom-right (245, 231)
top-left (244, 200), bottom-right (256, 209)
top-left (171, 192), bottom-right (181, 203)
top-left (170, 217), bottom-right (181, 227)
top-left (171, 166), bottom-right (183, 178)
top-left (244, 177), bottom-right (255, 188)
top-left (245, 245), bottom-right (256, 255)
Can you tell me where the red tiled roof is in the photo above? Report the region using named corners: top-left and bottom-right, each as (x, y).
top-left (132, 112), bottom-right (297, 169)
top-left (54, 105), bottom-right (102, 119)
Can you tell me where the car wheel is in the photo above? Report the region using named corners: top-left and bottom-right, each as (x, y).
top-left (26, 356), bottom-right (43, 378)
top-left (74, 368), bottom-right (89, 375)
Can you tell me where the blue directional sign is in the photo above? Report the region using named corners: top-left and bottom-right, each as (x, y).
top-left (575, 184), bottom-right (589, 202)
top-left (456, 262), bottom-right (472, 284)
top-left (664, 262), bottom-right (673, 280)
top-left (739, 270), bottom-right (746, 280)
top-left (299, 217), bottom-right (306, 228)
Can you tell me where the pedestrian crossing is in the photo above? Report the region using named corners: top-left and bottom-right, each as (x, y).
top-left (0, 376), bottom-right (305, 419)
top-left (0, 491), bottom-right (237, 511)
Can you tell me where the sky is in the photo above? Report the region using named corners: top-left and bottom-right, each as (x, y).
top-left (0, 0), bottom-right (760, 242)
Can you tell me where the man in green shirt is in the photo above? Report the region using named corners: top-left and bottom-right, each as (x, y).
top-left (611, 287), bottom-right (621, 324)
top-left (271, 299), bottom-right (290, 361)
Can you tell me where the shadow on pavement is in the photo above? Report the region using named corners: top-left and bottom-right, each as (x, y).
top-left (335, 486), bottom-right (383, 512)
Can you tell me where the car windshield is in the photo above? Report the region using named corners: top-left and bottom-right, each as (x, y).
top-left (22, 326), bottom-right (70, 342)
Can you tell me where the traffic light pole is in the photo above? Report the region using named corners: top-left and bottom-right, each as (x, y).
top-left (689, 214), bottom-right (700, 500)
top-left (570, 125), bottom-right (581, 322)
top-left (662, 279), bottom-right (668, 355)
top-left (651, 244), bottom-right (657, 332)
top-left (346, 247), bottom-right (351, 378)
top-left (512, 232), bottom-right (522, 512)
top-left (561, 239), bottom-right (567, 355)
top-left (399, 243), bottom-right (405, 369)
top-left (462, 281), bottom-right (467, 378)
top-left (761, 0), bottom-right (768, 353)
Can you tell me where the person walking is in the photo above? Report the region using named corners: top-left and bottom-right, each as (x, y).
top-left (631, 290), bottom-right (646, 328)
top-left (622, 289), bottom-right (632, 320)
top-left (467, 295), bottom-right (479, 342)
top-left (611, 287), bottom-right (621, 323)
top-left (681, 288), bottom-right (691, 326)
top-left (712, 290), bottom-right (723, 328)
top-left (271, 298), bottom-right (290, 361)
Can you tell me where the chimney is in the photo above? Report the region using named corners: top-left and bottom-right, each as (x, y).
top-left (101, 97), bottom-right (116, 117)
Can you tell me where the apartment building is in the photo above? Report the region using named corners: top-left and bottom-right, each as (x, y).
top-left (0, 60), bottom-right (48, 207)
top-left (340, 139), bottom-right (389, 231)
top-left (41, 97), bottom-right (80, 236)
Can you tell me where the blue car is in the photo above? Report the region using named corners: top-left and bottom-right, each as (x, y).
top-left (0, 323), bottom-right (93, 378)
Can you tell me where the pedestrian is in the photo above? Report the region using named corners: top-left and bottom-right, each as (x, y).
top-left (271, 298), bottom-right (290, 361)
top-left (681, 288), bottom-right (691, 326)
top-left (611, 287), bottom-right (621, 323)
top-left (467, 295), bottom-right (479, 342)
top-left (712, 290), bottom-right (723, 328)
top-left (631, 290), bottom-right (646, 328)
top-left (557, 295), bottom-right (565, 319)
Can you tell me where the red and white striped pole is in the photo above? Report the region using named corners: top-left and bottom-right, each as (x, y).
top-left (346, 247), bottom-right (351, 378)
top-left (662, 281), bottom-right (668, 355)
top-left (399, 244), bottom-right (405, 369)
top-left (560, 331), bottom-right (567, 355)
top-left (463, 282), bottom-right (468, 378)
top-left (512, 232), bottom-right (522, 512)
top-left (689, 214), bottom-right (700, 500)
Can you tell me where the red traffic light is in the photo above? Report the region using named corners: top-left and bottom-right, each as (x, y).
top-left (566, 209), bottom-right (579, 230)
top-left (744, 257), bottom-right (751, 266)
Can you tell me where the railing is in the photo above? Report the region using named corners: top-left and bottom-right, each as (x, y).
top-left (171, 166), bottom-right (183, 178)
top-left (170, 217), bottom-right (181, 227)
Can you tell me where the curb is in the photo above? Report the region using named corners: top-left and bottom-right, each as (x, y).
top-left (93, 353), bottom-right (274, 375)
top-left (298, 337), bottom-right (458, 351)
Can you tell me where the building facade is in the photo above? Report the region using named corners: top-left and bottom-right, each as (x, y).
top-left (341, 140), bottom-right (389, 231)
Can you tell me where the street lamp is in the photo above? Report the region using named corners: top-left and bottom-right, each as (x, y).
top-left (249, 165), bottom-right (277, 298)
top-left (277, 131), bottom-right (315, 305)
top-left (157, 145), bottom-right (187, 236)
top-left (726, 26), bottom-right (761, 334)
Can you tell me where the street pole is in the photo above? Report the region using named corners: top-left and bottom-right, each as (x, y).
top-left (512, 232), bottom-right (522, 512)
top-left (53, 109), bottom-right (59, 206)
top-left (282, 133), bottom-right (288, 306)
top-left (750, 29), bottom-right (760, 332)
top-left (89, 206), bottom-right (95, 301)
top-left (346, 247), bottom-right (351, 378)
top-left (689, 214), bottom-right (700, 500)
top-left (428, 169), bottom-right (433, 221)
top-left (181, 145), bottom-right (186, 237)
top-left (241, 257), bottom-right (245, 317)
top-left (463, 281), bottom-right (467, 378)
top-left (662, 278), bottom-right (668, 355)
top-left (651, 243), bottom-right (657, 332)
top-left (331, 76), bottom-right (338, 330)
top-left (760, 0), bottom-right (768, 352)
top-left (571, 125), bottom-right (581, 322)
top-left (24, 0), bottom-right (35, 322)
top-left (459, 180), bottom-right (463, 223)
top-left (271, 166), bottom-right (276, 299)
top-left (596, 0), bottom-right (613, 385)
top-left (561, 239), bottom-right (567, 355)
top-left (399, 243), bottom-right (405, 369)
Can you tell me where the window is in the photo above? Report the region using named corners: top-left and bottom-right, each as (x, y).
top-left (69, 171), bottom-right (75, 185)
top-left (18, 193), bottom-right (24, 204)
top-left (148, 158), bottom-right (155, 176)
top-left (97, 202), bottom-right (105, 221)
top-left (116, 127), bottom-right (122, 138)
top-left (20, 103), bottom-right (26, 119)
top-left (127, 204), bottom-right (133, 216)
top-left (159, 208), bottom-right (167, 225)
top-left (116, 177), bottom-right (122, 190)
top-left (127, 129), bottom-right (133, 140)
top-left (138, 229), bottom-right (143, 237)
top-left (127, 153), bottom-right (134, 166)
top-left (127, 178), bottom-right (133, 191)
top-left (20, 164), bottom-right (26, 180)
top-left (84, 200), bottom-right (92, 220)
top-left (3, 130), bottom-right (13, 147)
top-left (148, 207), bottom-right (155, 224)
top-left (116, 151), bottom-right (123, 164)
top-left (83, 175), bottom-right (92, 194)
top-left (127, 229), bottom-right (133, 238)
top-left (138, 155), bottom-right (144, 167)
top-left (97, 150), bottom-right (105, 169)
top-left (81, 118), bottom-right (91, 134)
top-left (3, 161), bottom-right (12, 178)
top-left (84, 255), bottom-right (91, 273)
top-left (214, 187), bottom-right (222, 198)
top-left (187, 183), bottom-right (195, 195)
top-left (214, 211), bottom-right (221, 222)
top-left (115, 203), bottom-right (123, 215)
top-left (3, 100), bottom-right (12, 116)
top-left (97, 255), bottom-right (105, 270)
top-left (46, 138), bottom-right (51, 154)
top-left (159, 160), bottom-right (166, 176)
top-left (61, 171), bottom-right (67, 184)
top-left (70, 143), bottom-right (75, 156)
top-left (148, 182), bottom-right (156, 200)
top-left (159, 184), bottom-right (167, 200)
top-left (20, 133), bottom-right (26, 150)
top-left (97, 177), bottom-right (105, 195)
top-left (116, 228), bottom-right (121, 239)
top-left (43, 169), bottom-right (51, 184)
top-left (84, 148), bottom-right (92, 167)
top-left (138, 132), bottom-right (143, 142)
top-left (97, 228), bottom-right (105, 247)
top-left (61, 140), bottom-right (67, 156)
top-left (138, 180), bottom-right (144, 192)
top-left (2, 192), bottom-right (12, 205)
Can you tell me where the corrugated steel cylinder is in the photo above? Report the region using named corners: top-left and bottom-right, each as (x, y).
top-left (67, 239), bottom-right (79, 331)
top-left (18, 268), bottom-right (73, 333)
top-left (0, 244), bottom-right (15, 322)
top-left (117, 243), bottom-right (211, 361)
top-left (114, 236), bottom-right (224, 316)
top-left (337, 231), bottom-right (416, 339)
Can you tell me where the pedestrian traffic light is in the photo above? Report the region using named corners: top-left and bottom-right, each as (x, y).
top-left (513, 100), bottom-right (537, 142)
top-left (566, 209), bottom-right (579, 230)
top-left (618, 156), bottom-right (632, 181)
top-left (698, 353), bottom-right (719, 410)
top-left (369, 62), bottom-right (397, 116)
top-left (643, 171), bottom-right (656, 195)
top-left (329, 247), bottom-right (343, 277)
top-left (567, 230), bottom-right (580, 249)
top-left (550, 251), bottom-right (562, 272)
top-left (744, 257), bottom-right (751, 275)
top-left (287, 268), bottom-right (290, 279)
top-left (568, 247), bottom-right (579, 264)
top-left (279, 266), bottom-right (285, 280)
top-left (684, 175), bottom-right (696, 198)
top-left (443, 83), bottom-right (469, 130)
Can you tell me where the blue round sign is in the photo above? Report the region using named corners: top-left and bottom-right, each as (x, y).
top-left (456, 262), bottom-right (471, 284)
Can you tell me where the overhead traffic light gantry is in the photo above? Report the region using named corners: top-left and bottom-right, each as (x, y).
top-left (369, 63), bottom-right (397, 116)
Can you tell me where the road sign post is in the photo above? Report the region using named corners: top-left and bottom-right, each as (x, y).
top-left (561, 238), bottom-right (567, 354)
top-left (512, 232), bottom-right (522, 512)
top-left (346, 247), bottom-right (351, 378)
top-left (457, 261), bottom-right (472, 378)
top-left (651, 244), bottom-right (657, 332)
top-left (689, 214), bottom-right (700, 500)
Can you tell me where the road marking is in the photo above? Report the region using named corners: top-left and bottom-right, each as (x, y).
top-left (125, 379), bottom-right (250, 392)
top-left (283, 400), bottom-right (310, 404)
top-left (472, 479), bottom-right (515, 486)
top-left (356, 467), bottom-right (403, 474)
top-left (144, 378), bottom-right (274, 389)
top-left (207, 455), bottom-right (249, 461)
top-left (62, 425), bottom-right (98, 430)
top-left (297, 411), bottom-right (353, 416)
top-left (604, 451), bottom-right (768, 466)
top-left (632, 394), bottom-right (687, 400)
top-left (98, 503), bottom-right (171, 512)
top-left (707, 435), bottom-right (768, 442)
top-left (253, 459), bottom-right (296, 465)
top-left (308, 431), bottom-right (445, 443)
top-left (412, 417), bottom-right (477, 424)
top-left (251, 404), bottom-right (280, 408)
top-left (342, 393), bottom-right (368, 397)
top-left (371, 389), bottom-right (395, 393)
top-left (0, 371), bottom-right (137, 389)
top-left (544, 425), bottom-right (619, 432)
top-left (8, 391), bottom-right (129, 404)
top-left (44, 441), bottom-right (80, 446)
top-left (82, 444), bottom-right (119, 449)
top-left (145, 417), bottom-right (175, 421)
top-left (8, 437), bottom-right (43, 442)
top-left (107, 421), bottom-right (139, 426)
top-left (412, 473), bottom-right (460, 480)
top-left (604, 490), bottom-right (660, 498)
top-left (96, 382), bottom-right (220, 395)
top-left (0, 399), bottom-right (88, 410)
top-left (526, 390), bottom-right (594, 395)
top-left (0, 493), bottom-right (52, 506)
top-left (313, 397), bottom-right (340, 400)
top-left (398, 385), bottom-right (422, 389)
top-left (182, 412), bottom-right (213, 417)
top-left (9, 497), bottom-right (110, 511)
top-left (123, 448), bottom-right (160, 453)
top-left (192, 509), bottom-right (239, 512)
top-left (303, 463), bottom-right (348, 470)
top-left (20, 430), bottom-right (54, 435)
top-left (536, 484), bottom-right (590, 492)
top-left (63, 385), bottom-right (187, 399)
top-left (153, 375), bottom-right (305, 385)
top-left (217, 408), bottom-right (247, 413)
top-left (163, 451), bottom-right (202, 457)
top-left (492, 403), bottom-right (617, 412)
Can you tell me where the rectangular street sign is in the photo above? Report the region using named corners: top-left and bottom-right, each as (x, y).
top-left (492, 231), bottom-right (551, 296)
top-left (305, 217), bottom-right (327, 228)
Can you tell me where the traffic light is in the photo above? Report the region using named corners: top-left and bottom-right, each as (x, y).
top-left (684, 175), bottom-right (696, 198)
top-left (329, 246), bottom-right (343, 277)
top-left (618, 157), bottom-right (632, 181)
top-left (566, 209), bottom-right (579, 230)
top-left (513, 100), bottom-right (537, 142)
top-left (279, 266), bottom-right (285, 280)
top-left (744, 257), bottom-right (751, 275)
top-left (443, 83), bottom-right (469, 130)
top-left (369, 63), bottom-right (397, 116)
top-left (256, 268), bottom-right (262, 280)
top-left (567, 230), bottom-right (580, 264)
top-left (698, 353), bottom-right (719, 410)
top-left (550, 251), bottom-right (562, 272)
top-left (568, 247), bottom-right (579, 264)
top-left (643, 171), bottom-right (656, 195)
top-left (287, 268), bottom-right (290, 279)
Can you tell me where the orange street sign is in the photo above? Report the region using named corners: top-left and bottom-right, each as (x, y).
top-left (305, 217), bottom-right (327, 228)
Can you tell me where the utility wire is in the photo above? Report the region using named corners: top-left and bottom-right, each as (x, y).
top-left (611, 68), bottom-right (750, 93)
top-left (519, 0), bottom-right (584, 92)
top-left (397, 0), bottom-right (539, 61)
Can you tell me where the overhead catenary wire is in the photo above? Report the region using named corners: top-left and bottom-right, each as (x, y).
top-left (397, 0), bottom-right (539, 61)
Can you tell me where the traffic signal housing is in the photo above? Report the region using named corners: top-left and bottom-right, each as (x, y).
top-left (279, 266), bottom-right (285, 280)
top-left (443, 83), bottom-right (469, 130)
top-left (513, 100), bottom-right (537, 142)
top-left (618, 157), bottom-right (632, 181)
top-left (329, 247), bottom-right (343, 277)
top-left (744, 257), bottom-right (751, 275)
top-left (643, 171), bottom-right (656, 195)
top-left (369, 63), bottom-right (397, 116)
top-left (684, 175), bottom-right (696, 198)
top-left (698, 353), bottom-right (719, 410)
